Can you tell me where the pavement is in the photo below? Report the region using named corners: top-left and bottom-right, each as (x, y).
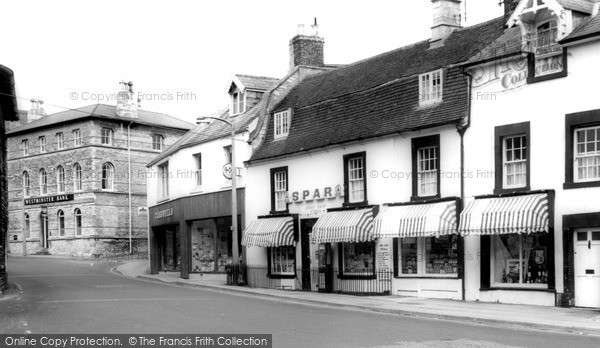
top-left (116, 260), bottom-right (600, 337)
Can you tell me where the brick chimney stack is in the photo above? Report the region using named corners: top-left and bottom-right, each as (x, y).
top-left (27, 99), bottom-right (46, 123)
top-left (289, 18), bottom-right (324, 71)
top-left (116, 81), bottom-right (138, 118)
top-left (430, 0), bottom-right (462, 48)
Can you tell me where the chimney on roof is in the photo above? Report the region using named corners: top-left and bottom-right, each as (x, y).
top-left (430, 0), bottom-right (462, 48)
top-left (116, 81), bottom-right (138, 118)
top-left (27, 99), bottom-right (46, 123)
top-left (502, 0), bottom-right (521, 26)
top-left (289, 18), bottom-right (324, 72)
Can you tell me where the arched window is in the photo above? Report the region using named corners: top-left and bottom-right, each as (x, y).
top-left (22, 171), bottom-right (30, 197)
top-left (57, 165), bottom-right (65, 193)
top-left (24, 213), bottom-right (30, 239)
top-left (102, 162), bottom-right (114, 190)
top-left (39, 168), bottom-right (48, 195)
top-left (74, 208), bottom-right (82, 236)
top-left (57, 210), bottom-right (65, 236)
top-left (73, 163), bottom-right (82, 191)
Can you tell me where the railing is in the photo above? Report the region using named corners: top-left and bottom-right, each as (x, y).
top-left (227, 266), bottom-right (392, 296)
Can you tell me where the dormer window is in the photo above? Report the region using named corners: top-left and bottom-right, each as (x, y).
top-left (231, 91), bottom-right (245, 115)
top-left (274, 110), bottom-right (291, 139)
top-left (419, 70), bottom-right (443, 106)
top-left (536, 20), bottom-right (558, 55)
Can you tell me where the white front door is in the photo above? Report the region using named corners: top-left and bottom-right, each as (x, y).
top-left (574, 229), bottom-right (600, 308)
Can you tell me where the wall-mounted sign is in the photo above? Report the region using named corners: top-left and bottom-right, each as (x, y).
top-left (471, 57), bottom-right (528, 91)
top-left (287, 185), bottom-right (344, 203)
top-left (154, 208), bottom-right (174, 220)
top-left (24, 194), bottom-right (74, 206)
top-left (222, 163), bottom-right (241, 179)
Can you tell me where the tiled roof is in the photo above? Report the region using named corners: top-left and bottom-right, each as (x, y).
top-left (556, 0), bottom-right (595, 14)
top-left (249, 16), bottom-right (506, 162)
top-left (463, 26), bottom-right (524, 66)
top-left (6, 104), bottom-right (194, 135)
top-left (147, 103), bottom-right (261, 167)
top-left (236, 74), bottom-right (279, 91)
top-left (561, 13), bottom-right (600, 43)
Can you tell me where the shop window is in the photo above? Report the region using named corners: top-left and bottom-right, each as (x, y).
top-left (101, 162), bottom-right (114, 190)
top-left (341, 242), bottom-right (375, 276)
top-left (564, 110), bottom-right (600, 189)
top-left (39, 168), bottom-right (48, 195)
top-left (56, 166), bottom-right (65, 193)
top-left (269, 246), bottom-right (295, 276)
top-left (39, 136), bottom-right (47, 153)
top-left (101, 128), bottom-right (113, 145)
top-left (494, 122), bottom-right (530, 194)
top-left (152, 134), bottom-right (164, 151)
top-left (24, 213), bottom-right (30, 239)
top-left (22, 171), bottom-right (30, 197)
top-left (397, 235), bottom-right (458, 276)
top-left (491, 233), bottom-right (548, 287)
top-left (74, 208), bottom-right (82, 236)
top-left (73, 129), bottom-right (82, 147)
top-left (344, 152), bottom-right (367, 205)
top-left (57, 210), bottom-right (65, 236)
top-left (56, 132), bottom-right (64, 150)
top-left (270, 167), bottom-right (288, 213)
top-left (419, 69), bottom-right (443, 105)
top-left (191, 218), bottom-right (232, 273)
top-left (73, 163), bottom-right (82, 191)
top-left (158, 162), bottom-right (169, 199)
top-left (22, 139), bottom-right (29, 156)
top-left (412, 135), bottom-right (440, 200)
top-left (274, 109), bottom-right (290, 139)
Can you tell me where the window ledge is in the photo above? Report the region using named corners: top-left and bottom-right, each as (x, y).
top-left (480, 287), bottom-right (554, 293)
top-left (338, 274), bottom-right (376, 280)
top-left (493, 186), bottom-right (531, 195)
top-left (395, 275), bottom-right (459, 280)
top-left (563, 181), bottom-right (600, 190)
top-left (410, 194), bottom-right (440, 202)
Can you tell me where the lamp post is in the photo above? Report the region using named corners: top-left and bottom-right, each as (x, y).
top-left (197, 116), bottom-right (239, 270)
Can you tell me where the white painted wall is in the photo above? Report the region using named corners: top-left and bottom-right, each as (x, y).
top-left (464, 39), bottom-right (600, 305)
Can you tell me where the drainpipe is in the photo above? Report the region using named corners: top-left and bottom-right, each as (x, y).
top-left (458, 68), bottom-right (474, 301)
top-left (128, 122), bottom-right (133, 254)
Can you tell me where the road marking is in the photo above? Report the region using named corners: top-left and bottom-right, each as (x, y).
top-left (37, 298), bottom-right (208, 304)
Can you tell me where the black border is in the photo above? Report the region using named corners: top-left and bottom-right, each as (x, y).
top-left (526, 49), bottom-right (568, 84)
top-left (343, 151), bottom-right (368, 207)
top-left (411, 134), bottom-right (441, 201)
top-left (494, 121), bottom-right (531, 194)
top-left (564, 108), bottom-right (600, 189)
top-left (269, 166), bottom-right (289, 214)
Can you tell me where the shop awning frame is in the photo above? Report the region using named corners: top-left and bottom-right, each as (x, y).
top-left (241, 215), bottom-right (296, 247)
top-left (373, 198), bottom-right (459, 238)
top-left (311, 208), bottom-right (375, 244)
top-left (458, 192), bottom-right (550, 236)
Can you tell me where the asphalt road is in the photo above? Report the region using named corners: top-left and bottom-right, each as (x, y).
top-left (1, 257), bottom-right (598, 348)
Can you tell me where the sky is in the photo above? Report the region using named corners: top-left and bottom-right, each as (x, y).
top-left (1, 0), bottom-right (504, 125)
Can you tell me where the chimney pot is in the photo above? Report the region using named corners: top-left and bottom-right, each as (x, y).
top-left (289, 21), bottom-right (324, 71)
top-left (116, 81), bottom-right (138, 118)
top-left (430, 0), bottom-right (462, 48)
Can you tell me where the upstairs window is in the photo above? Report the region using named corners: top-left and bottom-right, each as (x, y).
top-left (39, 168), bottom-right (48, 195)
top-left (344, 152), bottom-right (367, 205)
top-left (419, 70), bottom-right (443, 105)
top-left (57, 166), bottom-right (66, 193)
top-left (536, 20), bottom-right (558, 55)
top-left (503, 135), bottom-right (528, 188)
top-left (194, 153), bottom-right (202, 188)
top-left (574, 126), bottom-right (600, 183)
top-left (73, 129), bottom-right (82, 147)
top-left (417, 146), bottom-right (438, 196)
top-left (73, 163), bottom-right (83, 191)
top-left (158, 163), bottom-right (169, 199)
top-left (152, 134), bottom-right (164, 151)
top-left (270, 167), bottom-right (288, 212)
top-left (101, 162), bottom-right (114, 190)
top-left (494, 122), bottom-right (530, 194)
top-left (22, 140), bottom-right (29, 156)
top-left (22, 171), bottom-right (30, 197)
top-left (39, 136), bottom-right (47, 153)
top-left (274, 110), bottom-right (291, 139)
top-left (232, 91), bottom-right (245, 115)
top-left (56, 132), bottom-right (64, 149)
top-left (101, 128), bottom-right (113, 145)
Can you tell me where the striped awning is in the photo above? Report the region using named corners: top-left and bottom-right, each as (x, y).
top-left (458, 193), bottom-right (549, 236)
top-left (311, 208), bottom-right (374, 244)
top-left (373, 200), bottom-right (457, 238)
top-left (241, 216), bottom-right (295, 247)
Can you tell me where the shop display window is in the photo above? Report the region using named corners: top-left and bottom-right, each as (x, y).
top-left (491, 233), bottom-right (548, 287)
top-left (397, 235), bottom-right (458, 277)
top-left (342, 242), bottom-right (375, 275)
top-left (191, 219), bottom-right (232, 273)
top-left (270, 246), bottom-right (295, 275)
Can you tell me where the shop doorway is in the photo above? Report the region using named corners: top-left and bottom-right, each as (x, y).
top-left (318, 243), bottom-right (333, 293)
top-left (158, 225), bottom-right (180, 271)
top-left (574, 229), bottom-right (600, 308)
top-left (300, 219), bottom-right (317, 291)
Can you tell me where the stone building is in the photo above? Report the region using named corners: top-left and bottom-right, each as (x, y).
top-left (6, 82), bottom-right (193, 256)
top-left (1, 64), bottom-right (19, 293)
